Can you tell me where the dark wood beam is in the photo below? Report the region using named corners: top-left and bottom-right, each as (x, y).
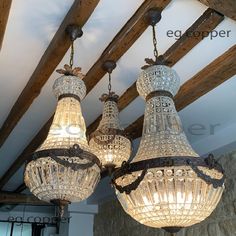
top-left (125, 44), bottom-right (236, 140)
top-left (0, 0), bottom-right (100, 148)
top-left (0, 117), bottom-right (52, 189)
top-left (0, 191), bottom-right (50, 205)
top-left (86, 8), bottom-right (224, 135)
top-left (0, 0), bottom-right (171, 189)
top-left (198, 0), bottom-right (236, 21)
top-left (14, 183), bottom-right (27, 193)
top-left (0, 0), bottom-right (12, 50)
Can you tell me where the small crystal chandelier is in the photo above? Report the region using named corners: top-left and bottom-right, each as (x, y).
top-left (24, 25), bottom-right (101, 215)
top-left (112, 8), bottom-right (225, 234)
top-left (89, 61), bottom-right (131, 171)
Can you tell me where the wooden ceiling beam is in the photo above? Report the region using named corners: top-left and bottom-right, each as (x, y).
top-left (198, 0), bottom-right (236, 21)
top-left (14, 183), bottom-right (27, 193)
top-left (125, 44), bottom-right (236, 140)
top-left (0, 191), bottom-right (50, 205)
top-left (87, 8), bottom-right (224, 135)
top-left (0, 0), bottom-right (171, 190)
top-left (0, 117), bottom-right (52, 189)
top-left (0, 0), bottom-right (12, 50)
top-left (0, 0), bottom-right (100, 148)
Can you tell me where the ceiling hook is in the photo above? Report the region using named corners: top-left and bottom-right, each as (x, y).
top-left (66, 24), bottom-right (83, 41)
top-left (146, 8), bottom-right (162, 26)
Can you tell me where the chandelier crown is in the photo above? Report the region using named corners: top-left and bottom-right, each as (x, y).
top-left (137, 65), bottom-right (180, 99)
top-left (53, 74), bottom-right (86, 101)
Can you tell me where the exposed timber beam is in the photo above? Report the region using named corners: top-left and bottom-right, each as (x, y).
top-left (14, 183), bottom-right (27, 193)
top-left (125, 44), bottom-right (236, 140)
top-left (0, 0), bottom-right (12, 50)
top-left (198, 0), bottom-right (236, 21)
top-left (86, 8), bottom-right (224, 135)
top-left (0, 0), bottom-right (171, 189)
top-left (0, 0), bottom-right (100, 148)
top-left (0, 191), bottom-right (50, 205)
top-left (0, 117), bottom-right (52, 189)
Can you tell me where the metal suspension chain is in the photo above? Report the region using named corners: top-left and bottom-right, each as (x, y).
top-left (108, 72), bottom-right (112, 94)
top-left (69, 40), bottom-right (74, 68)
top-left (152, 25), bottom-right (159, 61)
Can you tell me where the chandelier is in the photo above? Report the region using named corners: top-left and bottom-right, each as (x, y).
top-left (112, 8), bottom-right (225, 234)
top-left (24, 25), bottom-right (101, 215)
top-left (89, 61), bottom-right (131, 171)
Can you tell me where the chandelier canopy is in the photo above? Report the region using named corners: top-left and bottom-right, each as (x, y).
top-left (113, 64), bottom-right (225, 232)
top-left (89, 61), bottom-right (131, 170)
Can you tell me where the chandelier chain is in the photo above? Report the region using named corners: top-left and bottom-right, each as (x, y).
top-left (152, 25), bottom-right (159, 61)
top-left (69, 41), bottom-right (74, 68)
top-left (108, 72), bottom-right (112, 94)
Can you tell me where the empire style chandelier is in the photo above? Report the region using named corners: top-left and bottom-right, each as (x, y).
top-left (23, 8), bottom-right (225, 233)
top-left (112, 8), bottom-right (225, 234)
top-left (24, 25), bottom-right (101, 215)
top-left (89, 61), bottom-right (131, 171)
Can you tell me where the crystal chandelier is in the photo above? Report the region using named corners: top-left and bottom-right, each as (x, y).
top-left (112, 9), bottom-right (225, 233)
top-left (89, 61), bottom-right (131, 171)
top-left (24, 25), bottom-right (101, 214)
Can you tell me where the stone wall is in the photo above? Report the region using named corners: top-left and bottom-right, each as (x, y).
top-left (94, 152), bottom-right (236, 236)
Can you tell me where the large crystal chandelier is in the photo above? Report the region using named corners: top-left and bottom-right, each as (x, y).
top-left (24, 25), bottom-right (101, 214)
top-left (112, 9), bottom-right (225, 233)
top-left (89, 61), bottom-right (131, 171)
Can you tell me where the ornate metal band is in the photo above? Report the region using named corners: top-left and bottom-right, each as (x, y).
top-left (99, 92), bottom-right (119, 103)
top-left (112, 155), bottom-right (225, 194)
top-left (146, 90), bottom-right (173, 101)
top-left (32, 144), bottom-right (101, 170)
top-left (90, 127), bottom-right (130, 145)
top-left (58, 93), bottom-right (81, 102)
